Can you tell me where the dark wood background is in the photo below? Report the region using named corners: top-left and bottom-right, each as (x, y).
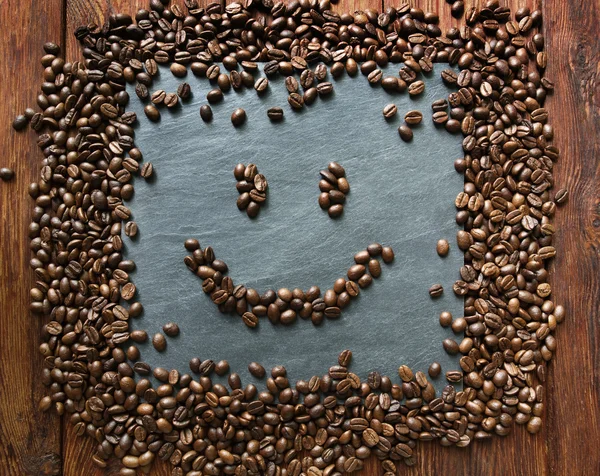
top-left (1, 0), bottom-right (598, 474)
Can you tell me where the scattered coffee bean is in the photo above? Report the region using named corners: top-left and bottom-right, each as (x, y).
top-left (248, 362), bottom-right (265, 378)
top-left (267, 107), bottom-right (284, 121)
top-left (383, 104), bottom-right (397, 119)
top-left (405, 110), bottom-right (423, 125)
top-left (231, 108), bottom-right (246, 126)
top-left (144, 105), bottom-right (160, 122)
top-left (200, 104), bottom-right (213, 122)
top-left (429, 284), bottom-right (444, 298)
top-left (0, 168), bottom-right (14, 181)
top-left (439, 311), bottom-right (453, 327)
top-left (152, 333), bottom-right (167, 352)
top-left (436, 239), bottom-right (450, 257)
top-left (12, 115), bottom-right (28, 131)
top-left (428, 362), bottom-right (442, 378)
top-left (398, 124), bottom-right (414, 142)
top-left (162, 322), bottom-right (180, 337)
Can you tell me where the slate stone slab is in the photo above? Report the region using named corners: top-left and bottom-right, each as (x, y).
top-left (125, 64), bottom-right (463, 393)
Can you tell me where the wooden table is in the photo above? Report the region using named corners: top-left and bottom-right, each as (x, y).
top-left (1, 0), bottom-right (598, 474)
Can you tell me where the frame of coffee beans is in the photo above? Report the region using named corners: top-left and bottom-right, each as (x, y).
top-left (14, 0), bottom-right (567, 474)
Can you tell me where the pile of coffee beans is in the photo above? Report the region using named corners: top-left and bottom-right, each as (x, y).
top-left (184, 240), bottom-right (394, 328)
top-left (234, 163), bottom-right (268, 218)
top-left (318, 162), bottom-right (350, 218)
top-left (14, 0), bottom-right (567, 474)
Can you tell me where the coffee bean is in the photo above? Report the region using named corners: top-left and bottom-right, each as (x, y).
top-left (214, 360), bottom-right (230, 376)
top-left (337, 178), bottom-right (350, 194)
top-left (328, 204), bottom-right (343, 218)
top-left (12, 115), bottom-right (28, 131)
top-left (328, 162), bottom-right (345, 178)
top-left (164, 92), bottom-right (179, 108)
top-left (152, 333), bottom-right (166, 352)
top-left (267, 107), bottom-right (284, 121)
top-left (254, 77), bottom-right (269, 93)
top-left (227, 105), bottom-right (249, 127)
top-left (383, 104), bottom-right (397, 119)
top-left (428, 362), bottom-right (441, 378)
top-left (429, 284), bottom-right (444, 298)
top-left (555, 189), bottom-right (568, 205)
top-left (207, 88), bottom-right (223, 103)
top-left (348, 264), bottom-right (366, 281)
top-left (288, 93), bottom-right (304, 110)
top-left (248, 362), bottom-right (265, 378)
top-left (0, 168), bottom-right (14, 181)
top-left (151, 89), bottom-right (166, 104)
top-left (144, 105), bottom-right (160, 122)
top-left (162, 322), bottom-right (180, 337)
top-left (381, 246), bottom-right (394, 263)
top-left (442, 338), bottom-right (459, 355)
top-left (177, 82), bottom-right (191, 99)
top-left (140, 162), bottom-right (154, 179)
top-left (124, 221), bottom-right (138, 238)
top-left (254, 174), bottom-right (268, 192)
top-left (200, 105), bottom-right (213, 122)
top-left (338, 349), bottom-right (352, 367)
top-left (246, 201), bottom-right (260, 218)
top-left (436, 239), bottom-right (450, 256)
top-left (398, 125), bottom-right (413, 142)
top-left (405, 110), bottom-right (423, 125)
top-left (439, 311), bottom-right (453, 327)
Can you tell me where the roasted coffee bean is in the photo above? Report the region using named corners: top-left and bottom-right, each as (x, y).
top-left (231, 108), bottom-right (247, 126)
top-left (206, 88), bottom-right (223, 103)
top-left (162, 322), bottom-right (180, 337)
top-left (383, 104), bottom-right (397, 119)
top-left (177, 82), bottom-right (191, 99)
top-left (288, 93), bottom-right (304, 110)
top-left (398, 125), bottom-right (413, 142)
top-left (439, 311), bottom-right (453, 327)
top-left (428, 362), bottom-right (442, 378)
top-left (436, 239), bottom-right (449, 257)
top-left (152, 333), bottom-right (167, 352)
top-left (328, 204), bottom-right (343, 218)
top-left (12, 115), bottom-right (28, 131)
top-left (248, 362), bottom-right (265, 378)
top-left (144, 105), bottom-right (160, 122)
top-left (242, 311), bottom-right (259, 328)
top-left (429, 284), bottom-right (444, 298)
top-left (267, 107), bottom-right (284, 121)
top-left (0, 168), bottom-right (14, 181)
top-left (405, 110), bottom-right (423, 125)
top-left (381, 246), bottom-right (394, 263)
top-left (214, 360), bottom-right (230, 376)
top-left (140, 162), bottom-right (154, 179)
top-left (200, 105), bottom-right (213, 122)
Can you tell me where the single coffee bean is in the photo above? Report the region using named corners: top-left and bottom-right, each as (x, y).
top-left (328, 162), bottom-right (345, 178)
top-left (140, 162), bottom-right (154, 179)
top-left (338, 350), bottom-right (352, 367)
top-left (405, 110), bottom-right (423, 125)
top-left (383, 104), bottom-right (397, 119)
top-left (442, 338), bottom-right (459, 355)
top-left (163, 322), bottom-right (180, 337)
top-left (231, 108), bottom-right (246, 126)
top-left (144, 105), bottom-right (160, 122)
top-left (439, 311), bottom-right (453, 327)
top-left (267, 107), bottom-right (284, 121)
top-left (436, 239), bottom-right (450, 256)
top-left (151, 89), bottom-right (166, 104)
top-left (367, 243), bottom-right (382, 256)
top-left (164, 92), bottom-right (179, 108)
top-left (234, 163), bottom-right (246, 181)
top-left (200, 105), bottom-right (213, 122)
top-left (124, 221), bottom-right (138, 237)
top-left (207, 88), bottom-right (223, 103)
top-left (408, 80), bottom-right (425, 96)
top-left (177, 82), bottom-right (191, 99)
top-left (381, 246), bottom-right (394, 263)
top-left (12, 115), bottom-right (28, 131)
top-left (248, 362), bottom-right (266, 378)
top-left (214, 360), bottom-right (230, 376)
top-left (0, 168), bottom-right (15, 181)
top-left (555, 189), bottom-right (568, 205)
top-left (318, 193), bottom-right (330, 209)
top-left (398, 125), bottom-right (413, 142)
top-left (288, 93), bottom-right (304, 109)
top-left (152, 333), bottom-right (167, 352)
top-left (254, 174), bottom-right (268, 192)
top-left (328, 204), bottom-right (343, 218)
top-left (428, 362), bottom-right (442, 378)
top-left (242, 311), bottom-right (259, 327)
top-left (285, 76), bottom-right (299, 93)
top-left (429, 284), bottom-right (444, 298)
top-left (246, 201), bottom-right (260, 218)
top-left (254, 77), bottom-right (268, 93)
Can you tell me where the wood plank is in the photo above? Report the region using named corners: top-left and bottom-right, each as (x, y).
top-left (0, 0), bottom-right (64, 475)
top-left (543, 1), bottom-right (600, 476)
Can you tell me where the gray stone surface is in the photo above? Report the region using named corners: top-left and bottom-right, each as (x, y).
top-left (125, 64), bottom-right (464, 393)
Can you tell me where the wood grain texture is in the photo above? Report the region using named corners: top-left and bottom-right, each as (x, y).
top-left (1, 0), bottom-right (598, 475)
top-left (0, 0), bottom-right (64, 475)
